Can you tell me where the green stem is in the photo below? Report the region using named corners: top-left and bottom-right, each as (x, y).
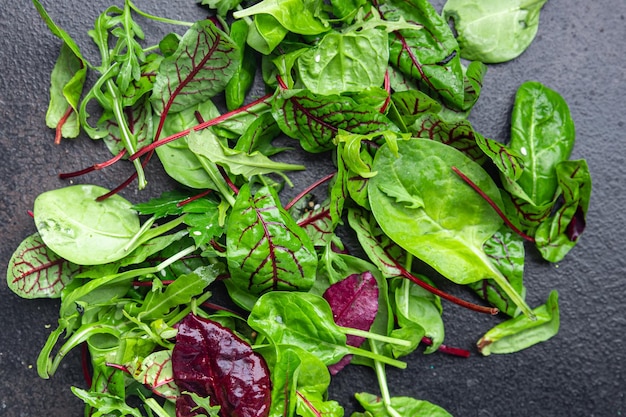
top-left (340, 327), bottom-right (412, 348)
top-left (127, 0), bottom-right (193, 26)
top-left (105, 79), bottom-right (147, 189)
top-left (197, 157), bottom-right (237, 207)
top-left (370, 342), bottom-right (403, 417)
top-left (345, 345), bottom-right (406, 369)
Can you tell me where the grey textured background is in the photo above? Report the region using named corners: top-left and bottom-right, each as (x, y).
top-left (1, 1), bottom-right (624, 416)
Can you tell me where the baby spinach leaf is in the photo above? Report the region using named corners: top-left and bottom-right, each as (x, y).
top-left (443, 0), bottom-right (549, 63)
top-left (354, 392), bottom-right (452, 417)
top-left (33, 184), bottom-right (141, 265)
top-left (478, 290), bottom-right (560, 355)
top-left (233, 0), bottom-right (330, 36)
top-left (226, 184), bottom-right (318, 295)
top-left (172, 313), bottom-right (271, 417)
top-left (368, 139), bottom-right (533, 317)
top-left (151, 19), bottom-right (239, 115)
top-left (246, 14), bottom-right (290, 55)
top-left (297, 27), bottom-right (389, 95)
top-left (7, 232), bottom-right (81, 299)
top-left (503, 81), bottom-right (576, 208)
top-left (225, 19), bottom-right (256, 111)
top-left (234, 111), bottom-right (286, 156)
top-left (470, 226), bottom-right (526, 318)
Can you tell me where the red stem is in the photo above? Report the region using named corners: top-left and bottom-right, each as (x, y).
top-left (420, 337), bottom-right (471, 358)
top-left (398, 264), bottom-right (498, 315)
top-left (129, 93), bottom-right (274, 162)
top-left (55, 105), bottom-right (74, 145)
top-left (177, 189), bottom-right (213, 207)
top-left (285, 172), bottom-right (336, 210)
top-left (81, 342), bottom-right (92, 387)
top-left (59, 149), bottom-right (127, 179)
top-left (451, 166), bottom-right (535, 243)
top-left (380, 69), bottom-right (391, 114)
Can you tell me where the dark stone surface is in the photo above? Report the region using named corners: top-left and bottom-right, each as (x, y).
top-left (1, 1), bottom-right (624, 416)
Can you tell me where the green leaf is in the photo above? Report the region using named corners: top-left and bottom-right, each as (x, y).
top-left (535, 159), bottom-right (591, 262)
top-left (125, 350), bottom-right (178, 400)
top-left (354, 392), bottom-right (452, 417)
top-left (233, 0), bottom-right (330, 35)
top-left (151, 19), bottom-right (239, 115)
top-left (226, 184), bottom-right (318, 295)
top-left (297, 27), bottom-right (389, 95)
top-left (443, 0), bottom-right (549, 63)
top-left (368, 139), bottom-right (533, 318)
top-left (33, 185), bottom-right (141, 265)
top-left (478, 290), bottom-right (560, 355)
top-left (503, 81), bottom-right (576, 207)
top-left (46, 42), bottom-right (86, 139)
top-left (188, 128), bottom-right (305, 179)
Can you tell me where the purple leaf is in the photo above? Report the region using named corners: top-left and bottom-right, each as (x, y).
top-left (172, 314), bottom-right (271, 417)
top-left (323, 272), bottom-right (379, 374)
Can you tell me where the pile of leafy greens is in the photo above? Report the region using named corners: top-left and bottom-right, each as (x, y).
top-left (7, 0), bottom-right (590, 416)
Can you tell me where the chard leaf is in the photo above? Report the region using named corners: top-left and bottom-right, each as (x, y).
top-left (7, 232), bottom-right (81, 299)
top-left (100, 96), bottom-right (153, 156)
top-left (233, 0), bottom-right (330, 35)
top-left (295, 199), bottom-right (334, 247)
top-left (234, 111), bottom-right (287, 156)
top-left (172, 314), bottom-right (271, 417)
top-left (376, 0), bottom-right (465, 110)
top-left (535, 159), bottom-right (591, 262)
top-left (297, 27), bottom-right (389, 95)
top-left (33, 184), bottom-right (141, 266)
top-left (272, 88), bottom-right (399, 153)
top-left (368, 139), bottom-right (533, 317)
top-left (443, 0), bottom-right (549, 63)
top-left (188, 128), bottom-right (305, 179)
top-left (478, 290), bottom-right (560, 355)
top-left (151, 20), bottom-right (239, 115)
top-left (226, 184), bottom-right (318, 295)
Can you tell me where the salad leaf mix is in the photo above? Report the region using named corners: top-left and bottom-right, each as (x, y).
top-left (7, 0), bottom-right (591, 416)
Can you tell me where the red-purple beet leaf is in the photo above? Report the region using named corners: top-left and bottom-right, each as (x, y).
top-left (323, 272), bottom-right (379, 375)
top-left (452, 166), bottom-right (536, 243)
top-left (172, 313), bottom-right (271, 417)
top-left (323, 272), bottom-right (379, 347)
top-left (7, 232), bottom-right (81, 299)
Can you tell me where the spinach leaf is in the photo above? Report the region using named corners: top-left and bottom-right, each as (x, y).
top-left (233, 0), bottom-right (330, 36)
top-left (478, 290), bottom-right (560, 355)
top-left (368, 139), bottom-right (533, 317)
top-left (354, 392), bottom-right (452, 417)
top-left (33, 184), bottom-right (141, 265)
top-left (297, 27), bottom-right (389, 95)
top-left (443, 0), bottom-right (549, 63)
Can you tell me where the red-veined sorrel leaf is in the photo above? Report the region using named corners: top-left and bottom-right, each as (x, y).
top-left (375, 0), bottom-right (465, 110)
top-left (295, 199), bottom-right (334, 247)
top-left (411, 114), bottom-right (486, 163)
top-left (151, 19), bottom-right (239, 116)
top-left (7, 232), bottom-right (80, 298)
top-left (271, 88), bottom-right (399, 153)
top-left (101, 97), bottom-right (153, 156)
top-left (323, 271), bottom-right (379, 375)
top-left (226, 183), bottom-right (317, 295)
top-left (172, 313), bottom-right (271, 417)
top-left (126, 350), bottom-right (178, 400)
